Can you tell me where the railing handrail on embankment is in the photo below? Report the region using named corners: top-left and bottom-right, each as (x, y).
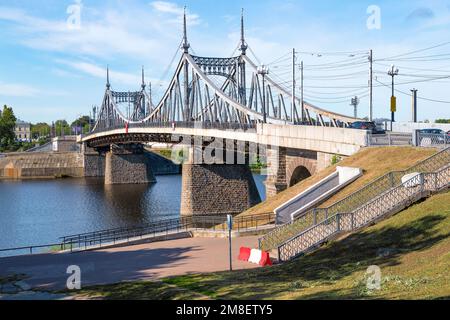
top-left (0, 213), bottom-right (275, 257)
top-left (259, 147), bottom-right (450, 251)
top-left (277, 165), bottom-right (450, 261)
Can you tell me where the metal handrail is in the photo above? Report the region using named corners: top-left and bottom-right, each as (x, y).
top-left (0, 213), bottom-right (275, 257)
top-left (259, 147), bottom-right (450, 251)
top-left (277, 167), bottom-right (449, 261)
top-left (61, 213), bottom-right (274, 244)
top-left (88, 121), bottom-right (258, 136)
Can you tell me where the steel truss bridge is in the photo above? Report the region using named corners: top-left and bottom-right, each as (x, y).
top-left (91, 11), bottom-right (362, 137)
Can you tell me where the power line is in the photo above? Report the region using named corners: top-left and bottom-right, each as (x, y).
top-left (375, 78), bottom-right (450, 104)
top-left (376, 41), bottom-right (450, 61)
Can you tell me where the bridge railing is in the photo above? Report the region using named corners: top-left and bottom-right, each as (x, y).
top-left (277, 165), bottom-right (450, 261)
top-left (367, 132), bottom-right (412, 146)
top-left (87, 121), bottom-right (258, 136)
top-left (60, 213), bottom-right (275, 251)
top-left (259, 147), bottom-right (450, 251)
top-left (0, 213), bottom-right (275, 257)
top-left (417, 132), bottom-right (450, 149)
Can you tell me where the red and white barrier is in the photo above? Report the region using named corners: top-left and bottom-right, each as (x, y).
top-left (238, 247), bottom-right (272, 266)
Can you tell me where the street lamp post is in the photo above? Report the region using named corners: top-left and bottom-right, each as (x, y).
top-left (387, 65), bottom-right (399, 131)
top-left (257, 65), bottom-right (270, 123)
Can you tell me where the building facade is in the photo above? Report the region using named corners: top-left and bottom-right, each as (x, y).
top-left (15, 120), bottom-right (31, 142)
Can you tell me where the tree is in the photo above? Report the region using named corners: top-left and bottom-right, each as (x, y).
top-left (71, 115), bottom-right (92, 134)
top-left (0, 105), bottom-right (17, 150)
top-left (31, 122), bottom-right (51, 139)
top-left (435, 119), bottom-right (450, 124)
top-left (54, 120), bottom-right (71, 136)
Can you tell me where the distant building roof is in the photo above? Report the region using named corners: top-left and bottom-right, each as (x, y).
top-left (15, 120), bottom-right (31, 126)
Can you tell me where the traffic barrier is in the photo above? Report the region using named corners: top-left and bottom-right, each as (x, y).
top-left (238, 247), bottom-right (251, 261)
top-left (247, 248), bottom-right (272, 267)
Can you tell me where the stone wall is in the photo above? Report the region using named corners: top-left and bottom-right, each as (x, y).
top-left (104, 152), bottom-right (156, 185)
top-left (0, 152), bottom-right (84, 179)
top-left (145, 150), bottom-right (181, 175)
top-left (83, 153), bottom-right (105, 177)
top-left (180, 164), bottom-right (261, 216)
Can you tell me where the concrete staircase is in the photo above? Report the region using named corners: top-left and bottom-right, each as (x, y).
top-left (275, 164), bottom-right (449, 262)
top-left (259, 148), bottom-right (450, 262)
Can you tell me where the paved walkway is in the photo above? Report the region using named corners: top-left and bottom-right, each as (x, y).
top-left (0, 236), bottom-right (261, 295)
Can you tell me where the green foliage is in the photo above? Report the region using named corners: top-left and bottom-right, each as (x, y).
top-left (54, 120), bottom-right (71, 136)
top-left (31, 122), bottom-right (51, 139)
top-left (0, 105), bottom-right (17, 151)
top-left (71, 115), bottom-right (92, 134)
top-left (249, 156), bottom-right (267, 173)
top-left (331, 154), bottom-right (342, 165)
top-left (435, 119), bottom-right (450, 124)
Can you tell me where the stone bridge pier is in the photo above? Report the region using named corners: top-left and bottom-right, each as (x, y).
top-left (264, 146), bottom-right (334, 199)
top-left (104, 144), bottom-right (156, 185)
top-left (180, 146), bottom-right (261, 216)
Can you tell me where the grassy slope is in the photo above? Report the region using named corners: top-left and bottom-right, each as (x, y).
top-left (74, 191), bottom-right (450, 300)
top-left (240, 147), bottom-right (437, 217)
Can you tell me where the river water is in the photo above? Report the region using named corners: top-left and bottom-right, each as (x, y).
top-left (0, 175), bottom-right (266, 249)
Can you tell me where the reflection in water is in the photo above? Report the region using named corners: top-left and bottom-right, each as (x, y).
top-left (0, 174), bottom-right (266, 248)
top-left (103, 183), bottom-right (149, 224)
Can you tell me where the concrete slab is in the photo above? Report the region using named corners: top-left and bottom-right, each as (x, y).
top-left (0, 236), bottom-right (262, 293)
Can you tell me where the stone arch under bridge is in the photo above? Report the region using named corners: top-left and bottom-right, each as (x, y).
top-left (265, 147), bottom-right (333, 199)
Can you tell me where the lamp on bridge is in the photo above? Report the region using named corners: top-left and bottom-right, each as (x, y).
top-left (257, 65), bottom-right (270, 124)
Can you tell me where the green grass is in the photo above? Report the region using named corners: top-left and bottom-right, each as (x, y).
top-left (72, 191), bottom-right (450, 300)
top-left (67, 280), bottom-right (208, 300)
top-left (238, 147), bottom-right (437, 217)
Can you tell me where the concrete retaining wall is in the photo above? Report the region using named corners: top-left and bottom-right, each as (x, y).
top-left (0, 152), bottom-right (84, 179)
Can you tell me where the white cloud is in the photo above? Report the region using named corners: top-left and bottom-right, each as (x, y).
top-left (150, 1), bottom-right (200, 25)
top-left (0, 82), bottom-right (40, 97)
top-left (56, 59), bottom-right (164, 90)
top-left (0, 2), bottom-right (201, 61)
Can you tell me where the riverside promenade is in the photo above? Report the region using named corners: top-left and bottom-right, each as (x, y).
top-left (0, 236), bottom-right (260, 294)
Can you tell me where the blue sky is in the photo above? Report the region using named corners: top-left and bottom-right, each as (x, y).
top-left (1, 0), bottom-right (450, 123)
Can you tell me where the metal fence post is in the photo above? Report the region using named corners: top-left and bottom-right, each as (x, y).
top-left (337, 214), bottom-right (341, 232)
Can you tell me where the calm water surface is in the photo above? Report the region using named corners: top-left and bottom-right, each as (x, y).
top-left (0, 175), bottom-right (266, 249)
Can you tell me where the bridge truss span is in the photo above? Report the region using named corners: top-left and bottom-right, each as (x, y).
top-left (91, 10), bottom-right (363, 135)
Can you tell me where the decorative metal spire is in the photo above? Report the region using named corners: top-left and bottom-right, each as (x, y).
top-left (240, 8), bottom-right (247, 55)
top-left (141, 66), bottom-right (146, 89)
top-left (106, 65), bottom-right (110, 89)
top-left (182, 6), bottom-right (190, 53)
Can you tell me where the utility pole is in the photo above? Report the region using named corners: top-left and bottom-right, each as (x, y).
top-left (300, 60), bottom-right (304, 124)
top-left (387, 65), bottom-right (399, 131)
top-left (411, 88), bottom-right (418, 123)
top-left (369, 49), bottom-right (373, 121)
top-left (350, 96), bottom-right (360, 118)
top-left (291, 48), bottom-right (296, 124)
top-left (257, 65), bottom-right (269, 123)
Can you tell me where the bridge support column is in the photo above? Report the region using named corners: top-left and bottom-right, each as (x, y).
top-left (180, 148), bottom-right (261, 216)
top-left (104, 144), bottom-right (156, 185)
top-left (265, 146), bottom-right (288, 199)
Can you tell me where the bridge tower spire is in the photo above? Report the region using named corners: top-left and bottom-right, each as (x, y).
top-left (182, 6), bottom-right (190, 54)
top-left (240, 8), bottom-right (247, 55)
top-left (141, 66), bottom-right (146, 90)
top-left (106, 65), bottom-right (111, 90)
